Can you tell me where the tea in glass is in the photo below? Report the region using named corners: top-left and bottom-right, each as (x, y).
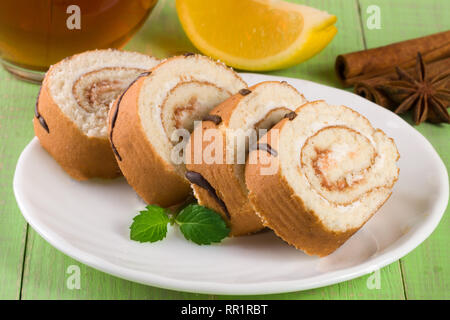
top-left (0, 0), bottom-right (157, 82)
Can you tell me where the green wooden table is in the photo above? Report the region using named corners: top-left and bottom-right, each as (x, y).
top-left (0, 0), bottom-right (448, 300)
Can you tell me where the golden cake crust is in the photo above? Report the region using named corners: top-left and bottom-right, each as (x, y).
top-left (186, 119), bottom-right (264, 236)
top-left (108, 54), bottom-right (247, 207)
top-left (185, 83), bottom-right (295, 236)
top-left (108, 75), bottom-right (191, 207)
top-left (34, 77), bottom-right (120, 180)
top-left (245, 102), bottom-right (399, 256)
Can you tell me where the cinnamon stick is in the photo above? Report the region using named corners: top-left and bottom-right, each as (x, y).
top-left (354, 56), bottom-right (450, 108)
top-left (336, 30), bottom-right (450, 87)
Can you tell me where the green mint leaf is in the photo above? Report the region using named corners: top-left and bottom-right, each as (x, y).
top-left (175, 204), bottom-right (230, 245)
top-left (130, 205), bottom-right (170, 243)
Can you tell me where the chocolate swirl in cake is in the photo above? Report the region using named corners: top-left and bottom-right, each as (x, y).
top-left (202, 114), bottom-right (223, 125)
top-left (257, 143), bottom-right (278, 157)
top-left (109, 71), bottom-right (151, 161)
top-left (239, 88), bottom-right (252, 96)
top-left (185, 171), bottom-right (230, 219)
top-left (284, 111), bottom-right (297, 121)
top-left (34, 86), bottom-right (49, 133)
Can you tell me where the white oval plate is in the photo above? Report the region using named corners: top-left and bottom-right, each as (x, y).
top-left (14, 73), bottom-right (448, 295)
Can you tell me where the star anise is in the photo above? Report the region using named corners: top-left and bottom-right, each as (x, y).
top-left (377, 52), bottom-right (450, 125)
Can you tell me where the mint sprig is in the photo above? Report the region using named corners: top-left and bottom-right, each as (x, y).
top-left (176, 204), bottom-right (230, 245)
top-left (130, 205), bottom-right (170, 243)
top-left (130, 203), bottom-right (230, 245)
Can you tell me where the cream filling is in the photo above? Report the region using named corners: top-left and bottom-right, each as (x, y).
top-left (296, 122), bottom-right (380, 212)
top-left (278, 102), bottom-right (399, 232)
top-left (138, 56), bottom-right (247, 172)
top-left (48, 50), bottom-right (159, 137)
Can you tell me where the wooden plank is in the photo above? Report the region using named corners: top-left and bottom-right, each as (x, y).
top-left (17, 0), bottom-right (405, 299)
top-left (401, 124), bottom-right (450, 299)
top-left (21, 228), bottom-right (211, 299)
top-left (358, 0), bottom-right (450, 299)
top-left (0, 69), bottom-right (37, 299)
top-left (218, 263), bottom-right (405, 300)
top-left (21, 229), bottom-right (405, 300)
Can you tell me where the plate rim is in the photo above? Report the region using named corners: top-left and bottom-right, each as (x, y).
top-left (13, 74), bottom-right (449, 295)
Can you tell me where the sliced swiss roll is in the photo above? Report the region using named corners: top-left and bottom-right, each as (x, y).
top-left (246, 101), bottom-right (400, 256)
top-left (109, 54), bottom-right (247, 207)
top-left (185, 81), bottom-right (307, 236)
top-left (34, 49), bottom-right (159, 180)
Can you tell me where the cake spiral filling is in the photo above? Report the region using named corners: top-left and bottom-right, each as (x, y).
top-left (277, 101), bottom-right (399, 232)
top-left (245, 100), bottom-right (399, 255)
top-left (137, 54), bottom-right (247, 172)
top-left (185, 81), bottom-right (307, 236)
top-left (160, 81), bottom-right (231, 143)
top-left (301, 126), bottom-right (377, 205)
top-left (254, 107), bottom-right (293, 132)
top-left (73, 67), bottom-right (147, 120)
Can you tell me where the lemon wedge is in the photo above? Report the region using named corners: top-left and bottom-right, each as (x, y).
top-left (176, 0), bottom-right (337, 71)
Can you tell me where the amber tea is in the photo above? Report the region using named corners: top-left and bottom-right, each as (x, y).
top-left (0, 0), bottom-right (157, 82)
